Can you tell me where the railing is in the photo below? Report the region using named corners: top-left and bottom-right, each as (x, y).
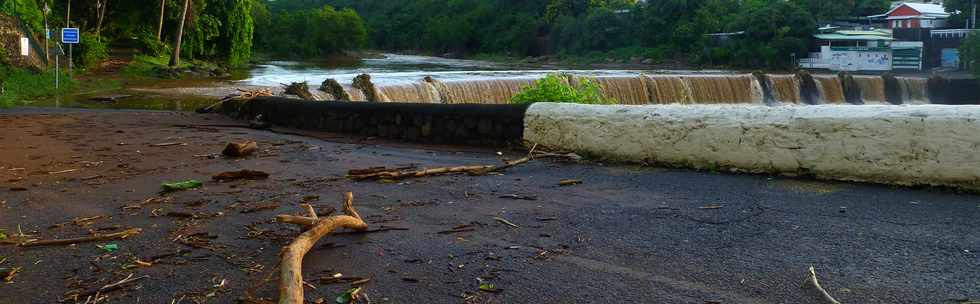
top-left (798, 58), bottom-right (830, 69)
top-left (930, 29), bottom-right (979, 39)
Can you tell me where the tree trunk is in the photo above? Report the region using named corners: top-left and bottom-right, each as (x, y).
top-left (95, 0), bottom-right (108, 38)
top-left (170, 0), bottom-right (190, 67)
top-left (157, 0), bottom-right (166, 41)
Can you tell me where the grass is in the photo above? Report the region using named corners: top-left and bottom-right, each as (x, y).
top-left (0, 66), bottom-right (78, 108)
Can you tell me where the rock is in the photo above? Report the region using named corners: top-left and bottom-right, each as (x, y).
top-left (642, 58), bottom-right (655, 65)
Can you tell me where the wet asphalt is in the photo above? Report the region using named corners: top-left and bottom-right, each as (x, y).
top-left (0, 109), bottom-right (978, 304)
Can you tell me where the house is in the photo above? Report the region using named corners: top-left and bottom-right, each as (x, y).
top-left (799, 30), bottom-right (898, 71)
top-left (868, 3), bottom-right (950, 29)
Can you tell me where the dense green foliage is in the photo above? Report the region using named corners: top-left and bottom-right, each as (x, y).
top-left (512, 73), bottom-right (615, 105)
top-left (1, 0), bottom-right (44, 33)
top-left (300, 0), bottom-right (889, 68)
top-left (0, 65), bottom-right (76, 107)
top-left (253, 5), bottom-right (366, 58)
top-left (961, 33), bottom-right (980, 77)
top-left (79, 34), bottom-right (109, 69)
top-left (226, 0), bottom-right (254, 67)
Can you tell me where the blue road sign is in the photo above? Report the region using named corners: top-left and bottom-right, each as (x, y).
top-left (61, 28), bottom-right (80, 44)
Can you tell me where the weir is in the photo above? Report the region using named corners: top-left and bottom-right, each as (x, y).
top-left (329, 73), bottom-right (946, 106)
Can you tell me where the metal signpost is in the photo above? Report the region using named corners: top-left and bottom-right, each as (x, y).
top-left (61, 28), bottom-right (79, 78)
top-left (51, 44), bottom-right (64, 90)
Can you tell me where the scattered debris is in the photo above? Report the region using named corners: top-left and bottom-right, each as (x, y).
top-left (198, 88), bottom-right (273, 113)
top-left (348, 145), bottom-right (539, 181)
top-left (802, 266), bottom-right (842, 304)
top-left (9, 187), bottom-right (28, 192)
top-left (499, 194), bottom-right (538, 201)
top-left (335, 287), bottom-right (362, 304)
top-left (536, 217), bottom-right (558, 222)
top-left (48, 169), bottom-right (78, 175)
top-left (2, 267), bottom-right (20, 283)
top-left (320, 78), bottom-right (351, 101)
top-left (162, 180), bottom-right (203, 192)
top-left (478, 283), bottom-right (501, 293)
top-left (71, 273), bottom-right (149, 299)
top-left (438, 224), bottom-right (476, 235)
top-left (277, 192), bottom-right (368, 304)
top-left (97, 243), bottom-right (119, 253)
top-left (558, 179), bottom-right (582, 186)
top-left (283, 82), bottom-right (318, 101)
top-left (698, 205), bottom-right (724, 210)
top-left (20, 228), bottom-right (142, 247)
top-left (213, 170), bottom-right (270, 181)
top-left (493, 217), bottom-right (520, 228)
top-left (241, 202), bottom-right (281, 214)
top-left (320, 276), bottom-right (367, 285)
top-left (223, 140), bottom-right (259, 158)
top-left (150, 142), bottom-right (187, 147)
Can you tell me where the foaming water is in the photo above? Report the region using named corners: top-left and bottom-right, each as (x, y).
top-left (813, 75), bottom-right (845, 104)
top-left (767, 74), bottom-right (801, 104)
top-left (853, 75), bottom-right (886, 104)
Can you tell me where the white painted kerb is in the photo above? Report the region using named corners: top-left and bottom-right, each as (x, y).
top-left (524, 103), bottom-right (980, 189)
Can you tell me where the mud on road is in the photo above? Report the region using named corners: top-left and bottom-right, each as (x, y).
top-left (1, 109), bottom-right (978, 303)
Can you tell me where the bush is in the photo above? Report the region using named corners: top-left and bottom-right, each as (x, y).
top-left (134, 30), bottom-right (172, 58)
top-left (512, 73), bottom-right (616, 105)
top-left (79, 34), bottom-right (110, 69)
top-left (0, 66), bottom-right (76, 107)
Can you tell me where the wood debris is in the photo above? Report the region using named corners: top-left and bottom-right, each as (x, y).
top-left (223, 140), bottom-right (259, 158)
top-left (212, 170), bottom-right (270, 181)
top-left (348, 146), bottom-right (538, 181)
top-left (276, 192), bottom-right (368, 304)
top-left (19, 228), bottom-right (142, 247)
top-left (802, 266), bottom-right (842, 304)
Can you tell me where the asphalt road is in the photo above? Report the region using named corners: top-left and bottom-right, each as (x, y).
top-left (0, 109), bottom-right (978, 304)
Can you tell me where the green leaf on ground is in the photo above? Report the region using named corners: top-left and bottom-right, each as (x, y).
top-left (336, 287), bottom-right (361, 304)
top-left (97, 243), bottom-right (119, 252)
top-left (161, 180), bottom-right (203, 192)
top-left (479, 283), bottom-right (496, 292)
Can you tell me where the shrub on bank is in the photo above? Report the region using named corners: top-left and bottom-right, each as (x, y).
top-left (78, 34), bottom-right (110, 69)
top-left (0, 66), bottom-right (76, 107)
top-left (512, 73), bottom-right (616, 105)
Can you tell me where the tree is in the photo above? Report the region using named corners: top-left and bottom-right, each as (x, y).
top-left (225, 0), bottom-right (253, 67)
top-left (961, 32), bottom-right (980, 76)
top-left (170, 0), bottom-right (190, 66)
top-left (157, 0), bottom-right (166, 40)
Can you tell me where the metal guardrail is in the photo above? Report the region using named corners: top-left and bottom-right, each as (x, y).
top-left (930, 29), bottom-right (979, 39)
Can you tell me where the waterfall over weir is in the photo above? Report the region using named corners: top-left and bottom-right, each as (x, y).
top-left (330, 73), bottom-right (931, 105)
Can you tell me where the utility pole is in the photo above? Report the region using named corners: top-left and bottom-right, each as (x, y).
top-left (66, 0), bottom-right (72, 78)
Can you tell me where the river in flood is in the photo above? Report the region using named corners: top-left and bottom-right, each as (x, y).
top-left (240, 54), bottom-right (729, 86)
top-left (23, 54), bottom-right (936, 110)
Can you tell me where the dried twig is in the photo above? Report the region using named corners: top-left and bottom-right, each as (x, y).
top-left (348, 145), bottom-right (538, 181)
top-left (492, 217), bottom-right (520, 228)
top-left (20, 228), bottom-right (142, 247)
top-left (802, 266), bottom-right (842, 304)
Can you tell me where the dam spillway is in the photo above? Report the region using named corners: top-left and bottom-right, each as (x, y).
top-left (315, 73), bottom-right (949, 105)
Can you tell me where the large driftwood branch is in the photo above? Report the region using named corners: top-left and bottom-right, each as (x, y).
top-left (277, 192), bottom-right (368, 304)
top-left (348, 145), bottom-right (538, 181)
top-left (20, 228), bottom-right (142, 247)
top-left (802, 266), bottom-right (842, 304)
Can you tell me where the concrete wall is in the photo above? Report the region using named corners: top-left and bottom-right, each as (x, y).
top-left (524, 103), bottom-right (980, 190)
top-left (223, 97), bottom-right (528, 146)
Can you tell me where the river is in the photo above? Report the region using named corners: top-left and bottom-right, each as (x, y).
top-left (26, 54), bottom-right (936, 110)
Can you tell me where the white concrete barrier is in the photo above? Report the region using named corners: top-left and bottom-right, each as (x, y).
top-left (524, 103), bottom-right (980, 190)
